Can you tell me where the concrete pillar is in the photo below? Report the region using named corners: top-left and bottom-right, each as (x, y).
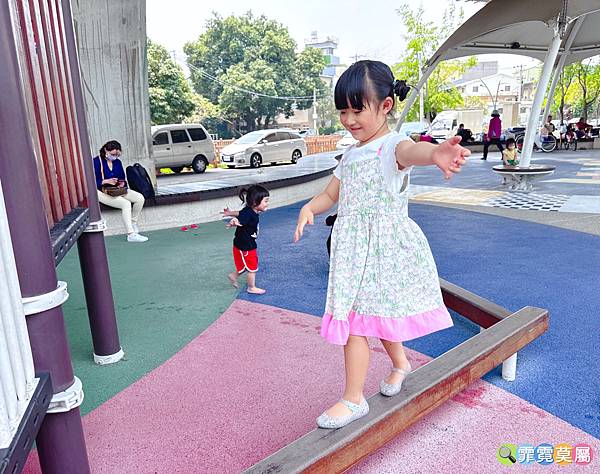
top-left (71, 0), bottom-right (156, 185)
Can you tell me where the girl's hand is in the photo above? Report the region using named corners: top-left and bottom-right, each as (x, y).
top-left (294, 206), bottom-right (314, 242)
top-left (226, 217), bottom-right (241, 228)
top-left (431, 136), bottom-right (470, 179)
top-left (222, 207), bottom-right (234, 217)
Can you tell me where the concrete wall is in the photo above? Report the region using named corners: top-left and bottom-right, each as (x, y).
top-left (101, 176), bottom-right (331, 236)
top-left (71, 0), bottom-right (155, 185)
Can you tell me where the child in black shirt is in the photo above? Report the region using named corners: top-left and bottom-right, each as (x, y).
top-left (223, 185), bottom-right (270, 294)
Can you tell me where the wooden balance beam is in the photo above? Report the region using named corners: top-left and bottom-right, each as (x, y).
top-left (245, 283), bottom-right (548, 474)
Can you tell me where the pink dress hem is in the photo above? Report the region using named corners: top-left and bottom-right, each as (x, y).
top-left (320, 306), bottom-right (454, 345)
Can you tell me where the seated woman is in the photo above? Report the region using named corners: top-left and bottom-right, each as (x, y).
top-left (93, 140), bottom-right (148, 242)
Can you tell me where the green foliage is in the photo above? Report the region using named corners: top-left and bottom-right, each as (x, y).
top-left (147, 39), bottom-right (197, 124)
top-left (184, 12), bottom-right (327, 131)
top-left (574, 60), bottom-right (600, 121)
top-left (552, 64), bottom-right (577, 121)
top-left (392, 2), bottom-right (475, 121)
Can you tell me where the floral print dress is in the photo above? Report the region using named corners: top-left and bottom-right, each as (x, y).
top-left (321, 132), bottom-right (453, 345)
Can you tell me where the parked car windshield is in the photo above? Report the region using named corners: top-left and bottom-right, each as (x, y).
top-left (234, 131), bottom-right (267, 145)
top-left (399, 121), bottom-right (427, 135)
top-left (431, 120), bottom-right (451, 130)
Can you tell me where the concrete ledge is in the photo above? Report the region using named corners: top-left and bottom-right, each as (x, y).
top-left (101, 175), bottom-right (332, 236)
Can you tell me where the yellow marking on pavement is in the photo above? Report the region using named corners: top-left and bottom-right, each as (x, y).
top-left (412, 188), bottom-right (506, 205)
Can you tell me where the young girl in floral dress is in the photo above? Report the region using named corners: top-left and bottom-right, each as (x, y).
top-left (294, 60), bottom-right (469, 429)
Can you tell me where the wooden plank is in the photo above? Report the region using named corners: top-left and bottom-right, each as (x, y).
top-left (440, 278), bottom-right (512, 328)
top-left (245, 306), bottom-right (548, 474)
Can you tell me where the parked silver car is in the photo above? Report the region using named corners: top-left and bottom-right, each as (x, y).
top-left (220, 129), bottom-right (307, 168)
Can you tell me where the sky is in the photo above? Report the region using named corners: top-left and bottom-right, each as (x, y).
top-left (146, 0), bottom-right (539, 73)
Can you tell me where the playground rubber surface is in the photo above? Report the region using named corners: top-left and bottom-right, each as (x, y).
top-left (23, 199), bottom-right (600, 472)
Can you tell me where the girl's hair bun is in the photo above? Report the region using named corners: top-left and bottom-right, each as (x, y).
top-left (393, 79), bottom-right (410, 101)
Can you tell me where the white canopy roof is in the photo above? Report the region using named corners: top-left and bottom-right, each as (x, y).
top-left (428, 0), bottom-right (600, 67)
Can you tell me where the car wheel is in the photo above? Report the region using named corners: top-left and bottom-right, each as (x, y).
top-left (170, 166), bottom-right (184, 174)
top-left (291, 149), bottom-right (302, 164)
top-left (191, 155), bottom-right (207, 173)
top-left (250, 153), bottom-right (261, 168)
top-left (227, 165), bottom-right (236, 169)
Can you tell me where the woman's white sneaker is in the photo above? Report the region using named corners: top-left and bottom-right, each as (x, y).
top-left (127, 233), bottom-right (148, 243)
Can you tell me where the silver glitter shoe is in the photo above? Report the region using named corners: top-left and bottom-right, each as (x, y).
top-left (316, 398), bottom-right (369, 429)
top-left (380, 364), bottom-right (412, 397)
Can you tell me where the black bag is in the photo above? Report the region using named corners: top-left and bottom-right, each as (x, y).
top-left (126, 163), bottom-right (155, 201)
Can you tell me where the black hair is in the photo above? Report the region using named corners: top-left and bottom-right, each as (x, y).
top-left (100, 140), bottom-right (122, 160)
top-left (239, 185), bottom-right (269, 209)
top-left (506, 137), bottom-right (516, 146)
top-left (334, 60), bottom-right (409, 111)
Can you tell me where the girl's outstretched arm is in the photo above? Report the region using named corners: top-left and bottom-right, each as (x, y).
top-left (294, 177), bottom-right (340, 242)
top-left (395, 135), bottom-right (470, 179)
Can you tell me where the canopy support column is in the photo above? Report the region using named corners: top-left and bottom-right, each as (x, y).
top-left (521, 24), bottom-right (562, 168)
top-left (542, 16), bottom-right (586, 123)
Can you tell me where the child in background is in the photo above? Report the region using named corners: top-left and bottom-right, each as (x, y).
top-left (223, 185), bottom-right (270, 294)
top-left (502, 138), bottom-right (519, 166)
top-left (294, 60), bottom-right (468, 429)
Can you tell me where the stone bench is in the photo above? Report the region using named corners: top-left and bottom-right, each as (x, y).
top-left (492, 165), bottom-right (556, 192)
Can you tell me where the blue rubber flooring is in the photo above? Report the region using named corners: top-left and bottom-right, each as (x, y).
top-left (240, 200), bottom-right (600, 438)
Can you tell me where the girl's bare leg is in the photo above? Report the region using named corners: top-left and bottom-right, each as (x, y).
top-left (325, 335), bottom-right (370, 417)
top-left (380, 339), bottom-right (412, 384)
top-left (227, 271), bottom-right (239, 288)
top-left (246, 271), bottom-right (265, 293)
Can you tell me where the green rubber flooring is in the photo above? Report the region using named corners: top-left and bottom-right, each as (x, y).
top-left (57, 221), bottom-right (237, 415)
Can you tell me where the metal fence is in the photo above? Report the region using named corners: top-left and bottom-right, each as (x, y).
top-left (213, 136), bottom-right (339, 160)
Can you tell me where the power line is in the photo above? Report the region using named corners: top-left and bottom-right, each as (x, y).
top-left (187, 62), bottom-right (331, 102)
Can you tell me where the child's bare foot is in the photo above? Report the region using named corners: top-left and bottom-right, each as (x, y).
top-left (246, 286), bottom-right (266, 294)
top-left (227, 272), bottom-right (239, 288)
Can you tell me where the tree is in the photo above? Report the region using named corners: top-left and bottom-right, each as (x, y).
top-left (147, 39), bottom-right (196, 124)
top-left (392, 2), bottom-right (475, 122)
top-left (552, 63), bottom-right (577, 122)
top-left (184, 12), bottom-right (327, 131)
top-left (574, 59), bottom-right (600, 121)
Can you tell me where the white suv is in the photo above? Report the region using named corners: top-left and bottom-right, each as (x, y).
top-left (151, 123), bottom-right (216, 173)
top-left (220, 129), bottom-right (307, 168)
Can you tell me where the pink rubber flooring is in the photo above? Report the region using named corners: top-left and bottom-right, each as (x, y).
top-left (24, 300), bottom-right (599, 473)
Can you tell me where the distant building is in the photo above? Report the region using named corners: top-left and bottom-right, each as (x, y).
top-left (275, 31), bottom-right (347, 131)
top-left (304, 31), bottom-right (347, 88)
top-left (460, 61), bottom-right (499, 82)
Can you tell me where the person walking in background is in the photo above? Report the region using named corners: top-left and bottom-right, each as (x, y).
top-left (294, 60), bottom-right (468, 429)
top-left (93, 140), bottom-right (148, 243)
top-left (482, 110), bottom-right (503, 160)
top-left (223, 185), bottom-right (270, 294)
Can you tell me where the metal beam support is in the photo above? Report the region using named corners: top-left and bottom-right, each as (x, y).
top-left (521, 25), bottom-right (562, 168)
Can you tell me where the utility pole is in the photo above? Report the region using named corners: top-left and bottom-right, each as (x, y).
top-left (312, 88), bottom-right (318, 131)
top-left (418, 52), bottom-right (425, 123)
